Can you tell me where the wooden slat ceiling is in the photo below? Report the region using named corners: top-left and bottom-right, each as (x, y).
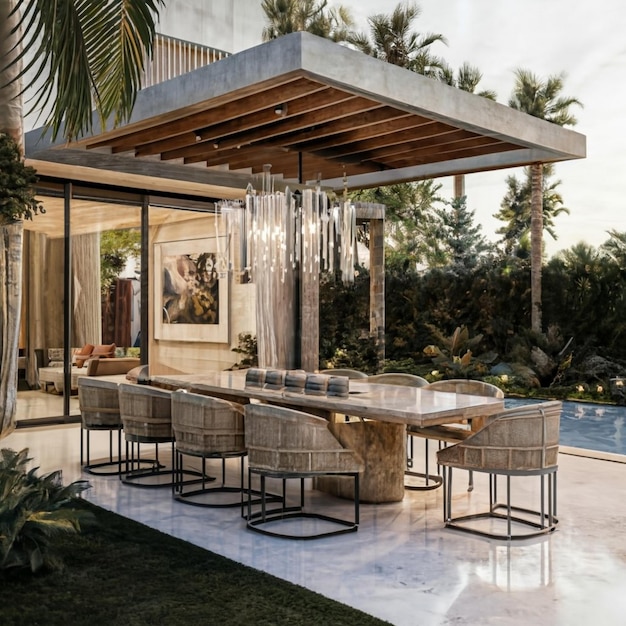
top-left (81, 76), bottom-right (521, 185)
top-left (27, 33), bottom-right (585, 195)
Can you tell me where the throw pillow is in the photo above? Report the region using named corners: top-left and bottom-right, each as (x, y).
top-left (74, 344), bottom-right (95, 368)
top-left (47, 348), bottom-right (64, 364)
top-left (91, 343), bottom-right (116, 359)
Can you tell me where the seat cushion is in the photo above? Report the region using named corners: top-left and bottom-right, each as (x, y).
top-left (87, 357), bottom-right (140, 376)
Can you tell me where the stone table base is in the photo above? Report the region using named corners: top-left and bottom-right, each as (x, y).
top-left (316, 419), bottom-right (406, 503)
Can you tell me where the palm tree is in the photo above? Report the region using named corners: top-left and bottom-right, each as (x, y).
top-left (261, 0), bottom-right (354, 42)
top-left (353, 180), bottom-right (444, 270)
top-left (348, 1), bottom-right (447, 74)
top-left (438, 62), bottom-right (496, 198)
top-left (494, 164), bottom-right (570, 256)
top-left (508, 68), bottom-right (582, 333)
top-left (601, 229), bottom-right (626, 267)
top-left (347, 2), bottom-right (447, 269)
top-left (0, 0), bottom-right (163, 438)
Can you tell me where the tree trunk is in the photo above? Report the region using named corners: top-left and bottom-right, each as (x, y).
top-left (0, 0), bottom-right (22, 143)
top-left (24, 232), bottom-right (46, 388)
top-left (530, 162), bottom-right (543, 334)
top-left (0, 221), bottom-right (24, 437)
top-left (453, 174), bottom-right (465, 200)
top-left (0, 0), bottom-right (24, 438)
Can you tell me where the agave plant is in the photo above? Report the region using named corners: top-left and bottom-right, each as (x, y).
top-left (0, 448), bottom-right (92, 573)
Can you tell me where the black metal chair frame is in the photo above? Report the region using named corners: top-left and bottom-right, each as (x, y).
top-left (246, 468), bottom-right (360, 540)
top-left (404, 435), bottom-right (444, 491)
top-left (442, 465), bottom-right (559, 541)
top-left (80, 403), bottom-right (154, 477)
top-left (80, 422), bottom-right (125, 476)
top-left (172, 448), bottom-right (277, 514)
top-left (121, 434), bottom-right (171, 487)
top-left (121, 435), bottom-right (207, 489)
top-left (406, 380), bottom-right (503, 493)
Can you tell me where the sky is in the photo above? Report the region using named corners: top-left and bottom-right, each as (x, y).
top-left (344, 0), bottom-right (626, 257)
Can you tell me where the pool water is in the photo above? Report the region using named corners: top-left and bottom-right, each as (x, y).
top-left (505, 398), bottom-right (626, 457)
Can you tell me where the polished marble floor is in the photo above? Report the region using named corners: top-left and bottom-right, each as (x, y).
top-left (15, 389), bottom-right (80, 423)
top-left (4, 419), bottom-right (626, 626)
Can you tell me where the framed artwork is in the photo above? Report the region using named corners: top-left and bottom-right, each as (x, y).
top-left (154, 237), bottom-right (229, 343)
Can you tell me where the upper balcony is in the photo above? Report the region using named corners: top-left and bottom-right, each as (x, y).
top-left (141, 33), bottom-right (230, 89)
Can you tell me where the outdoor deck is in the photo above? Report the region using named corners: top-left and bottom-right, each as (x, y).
top-left (4, 417), bottom-right (626, 626)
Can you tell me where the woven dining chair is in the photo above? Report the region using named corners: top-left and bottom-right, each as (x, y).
top-left (437, 400), bottom-right (561, 540)
top-left (366, 373), bottom-right (428, 387)
top-left (319, 368), bottom-right (368, 379)
top-left (171, 390), bottom-right (272, 511)
top-left (118, 383), bottom-right (205, 488)
top-left (118, 383), bottom-right (174, 487)
top-left (79, 377), bottom-right (124, 476)
top-left (407, 379), bottom-right (504, 491)
top-left (245, 403), bottom-right (364, 539)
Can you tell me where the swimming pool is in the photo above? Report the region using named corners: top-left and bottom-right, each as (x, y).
top-left (505, 398), bottom-right (626, 457)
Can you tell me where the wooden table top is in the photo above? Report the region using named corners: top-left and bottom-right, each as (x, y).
top-left (151, 371), bottom-right (505, 428)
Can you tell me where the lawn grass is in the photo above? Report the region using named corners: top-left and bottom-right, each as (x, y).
top-left (0, 501), bottom-right (390, 626)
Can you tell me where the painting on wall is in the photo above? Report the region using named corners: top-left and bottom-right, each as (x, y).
top-left (154, 237), bottom-right (229, 343)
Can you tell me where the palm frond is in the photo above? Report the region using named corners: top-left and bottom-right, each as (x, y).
top-left (509, 67), bottom-right (582, 127)
top-left (13, 0), bottom-right (163, 141)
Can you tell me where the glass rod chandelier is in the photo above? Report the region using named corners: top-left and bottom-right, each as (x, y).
top-left (217, 169), bottom-right (357, 367)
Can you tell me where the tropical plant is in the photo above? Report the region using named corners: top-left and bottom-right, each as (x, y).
top-left (320, 236), bottom-right (626, 392)
top-left (0, 448), bottom-right (91, 573)
top-left (0, 0), bottom-right (163, 438)
top-left (352, 179), bottom-right (444, 269)
top-left (231, 332), bottom-right (258, 369)
top-left (261, 0), bottom-right (354, 42)
top-left (100, 229), bottom-right (141, 293)
top-left (319, 270), bottom-right (378, 372)
top-left (0, 134), bottom-right (44, 435)
top-left (423, 325), bottom-right (497, 378)
top-left (544, 241), bottom-right (626, 356)
top-left (436, 62), bottom-right (496, 198)
top-left (438, 62), bottom-right (497, 99)
top-left (601, 229), bottom-right (626, 267)
top-left (7, 0), bottom-right (164, 141)
top-left (508, 68), bottom-right (582, 333)
top-left (348, 2), bottom-right (447, 75)
top-left (495, 163), bottom-right (570, 256)
top-left (0, 133), bottom-right (44, 222)
top-left (347, 3), bottom-right (448, 272)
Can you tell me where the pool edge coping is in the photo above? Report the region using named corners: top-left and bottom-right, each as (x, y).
top-left (559, 445), bottom-right (626, 464)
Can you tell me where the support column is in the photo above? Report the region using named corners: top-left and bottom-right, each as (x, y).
top-left (369, 217), bottom-right (385, 369)
top-left (299, 267), bottom-right (319, 372)
top-left (63, 183), bottom-right (72, 417)
top-left (141, 196), bottom-right (149, 365)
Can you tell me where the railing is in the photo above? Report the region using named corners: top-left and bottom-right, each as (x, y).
top-left (141, 33), bottom-right (230, 89)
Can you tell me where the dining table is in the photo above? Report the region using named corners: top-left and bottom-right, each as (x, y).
top-left (151, 370), bottom-right (505, 503)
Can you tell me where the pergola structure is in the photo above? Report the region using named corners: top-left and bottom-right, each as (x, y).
top-left (24, 32), bottom-right (586, 382)
top-left (28, 32), bottom-right (585, 190)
